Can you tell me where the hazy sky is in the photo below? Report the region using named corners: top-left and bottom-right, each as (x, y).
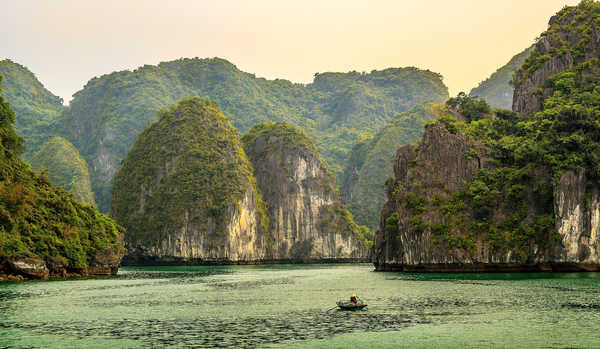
top-left (1, 0), bottom-right (579, 103)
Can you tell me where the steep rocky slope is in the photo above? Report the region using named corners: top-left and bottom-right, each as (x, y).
top-left (341, 103), bottom-right (438, 230)
top-left (470, 45), bottom-right (534, 109)
top-left (31, 137), bottom-right (96, 206)
top-left (113, 101), bottom-right (370, 264)
top-left (0, 77), bottom-right (124, 281)
top-left (242, 122), bottom-right (370, 261)
top-left (112, 98), bottom-right (271, 264)
top-left (0, 60), bottom-right (64, 160)
top-left (374, 1), bottom-right (600, 272)
top-left (513, 1), bottom-right (600, 113)
top-left (58, 59), bottom-right (447, 211)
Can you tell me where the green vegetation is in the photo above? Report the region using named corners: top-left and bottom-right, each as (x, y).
top-left (0, 60), bottom-right (64, 160)
top-left (0, 76), bottom-right (123, 268)
top-left (31, 137), bottom-right (96, 207)
top-left (469, 45), bottom-right (535, 109)
top-left (342, 103), bottom-right (438, 230)
top-left (111, 97), bottom-right (270, 246)
top-left (58, 58), bottom-right (448, 211)
top-left (446, 92), bottom-right (491, 122)
top-left (241, 121), bottom-right (321, 160)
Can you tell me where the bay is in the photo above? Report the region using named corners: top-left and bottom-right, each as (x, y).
top-left (1, 264), bottom-right (599, 348)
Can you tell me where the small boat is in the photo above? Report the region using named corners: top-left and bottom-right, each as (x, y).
top-left (336, 300), bottom-right (368, 310)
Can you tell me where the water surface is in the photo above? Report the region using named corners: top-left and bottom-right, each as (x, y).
top-left (1, 264), bottom-right (599, 348)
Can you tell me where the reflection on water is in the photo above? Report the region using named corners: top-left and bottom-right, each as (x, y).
top-left (1, 264), bottom-right (600, 348)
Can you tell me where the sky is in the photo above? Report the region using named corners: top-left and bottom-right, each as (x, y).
top-left (1, 0), bottom-right (580, 103)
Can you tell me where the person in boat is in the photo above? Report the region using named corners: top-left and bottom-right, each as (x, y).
top-left (350, 293), bottom-right (358, 304)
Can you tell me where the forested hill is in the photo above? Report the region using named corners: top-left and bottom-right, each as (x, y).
top-left (0, 60), bottom-right (65, 160)
top-left (57, 57), bottom-right (448, 212)
top-left (469, 45), bottom-right (534, 110)
top-left (0, 76), bottom-right (124, 280)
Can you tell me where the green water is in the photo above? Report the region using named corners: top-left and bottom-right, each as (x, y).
top-left (1, 264), bottom-right (600, 348)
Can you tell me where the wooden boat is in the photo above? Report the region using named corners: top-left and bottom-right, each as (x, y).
top-left (336, 300), bottom-right (368, 310)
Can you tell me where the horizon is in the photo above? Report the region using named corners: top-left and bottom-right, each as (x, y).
top-left (1, 0), bottom-right (579, 103)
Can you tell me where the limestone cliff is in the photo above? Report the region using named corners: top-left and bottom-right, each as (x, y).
top-left (112, 98), bottom-right (270, 264)
top-left (374, 122), bottom-right (600, 272)
top-left (513, 2), bottom-right (600, 114)
top-left (242, 122), bottom-right (370, 261)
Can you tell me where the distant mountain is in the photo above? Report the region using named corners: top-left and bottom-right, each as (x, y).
top-left (341, 103), bottom-right (439, 230)
top-left (469, 45), bottom-right (534, 110)
top-left (31, 136), bottom-right (96, 207)
top-left (57, 58), bottom-right (449, 211)
top-left (0, 60), bottom-right (64, 160)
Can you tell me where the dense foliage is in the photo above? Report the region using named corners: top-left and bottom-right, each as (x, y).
top-left (0, 60), bottom-right (64, 160)
top-left (469, 45), bottom-right (535, 109)
top-left (446, 92), bottom-right (491, 122)
top-left (111, 98), bottom-right (270, 246)
top-left (342, 103), bottom-right (438, 230)
top-left (31, 137), bottom-right (96, 207)
top-left (57, 58), bottom-right (448, 211)
top-left (0, 77), bottom-right (123, 268)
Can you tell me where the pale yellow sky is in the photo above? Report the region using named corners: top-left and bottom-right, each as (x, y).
top-left (1, 0), bottom-right (580, 102)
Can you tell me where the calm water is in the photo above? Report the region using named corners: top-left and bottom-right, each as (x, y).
top-left (1, 264), bottom-right (600, 348)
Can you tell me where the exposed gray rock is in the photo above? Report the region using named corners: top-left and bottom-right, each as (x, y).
top-left (243, 122), bottom-right (369, 261)
top-left (8, 258), bottom-right (49, 279)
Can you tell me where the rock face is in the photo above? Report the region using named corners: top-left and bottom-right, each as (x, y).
top-left (112, 98), bottom-right (271, 264)
top-left (553, 170), bottom-right (600, 266)
top-left (31, 136), bottom-right (96, 206)
top-left (512, 3), bottom-right (600, 114)
top-left (374, 123), bottom-right (600, 272)
top-left (242, 122), bottom-right (369, 261)
top-left (1, 246), bottom-right (124, 280)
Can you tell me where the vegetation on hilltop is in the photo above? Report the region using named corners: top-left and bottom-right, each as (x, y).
top-left (0, 77), bottom-right (123, 269)
top-left (0, 60), bottom-right (64, 160)
top-left (31, 137), bottom-right (96, 207)
top-left (58, 58), bottom-right (448, 211)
